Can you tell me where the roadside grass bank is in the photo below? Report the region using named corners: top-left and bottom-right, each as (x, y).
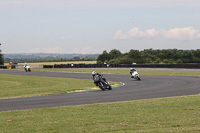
top-left (1, 95), bottom-right (200, 132)
top-left (30, 68), bottom-right (200, 77)
top-left (0, 74), bottom-right (107, 99)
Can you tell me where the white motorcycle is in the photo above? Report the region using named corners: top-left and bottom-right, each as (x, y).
top-left (24, 65), bottom-right (31, 72)
top-left (131, 70), bottom-right (141, 80)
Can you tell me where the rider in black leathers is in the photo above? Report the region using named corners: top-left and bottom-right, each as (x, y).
top-left (92, 71), bottom-right (106, 86)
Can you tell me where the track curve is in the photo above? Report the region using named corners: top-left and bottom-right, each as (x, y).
top-left (0, 70), bottom-right (199, 112)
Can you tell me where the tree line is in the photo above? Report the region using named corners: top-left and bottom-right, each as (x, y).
top-left (0, 49), bottom-right (4, 65)
top-left (4, 56), bottom-right (96, 63)
top-left (97, 49), bottom-right (200, 64)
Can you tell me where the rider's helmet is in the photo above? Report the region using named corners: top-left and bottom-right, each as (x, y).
top-left (130, 68), bottom-right (133, 71)
top-left (92, 71), bottom-right (97, 76)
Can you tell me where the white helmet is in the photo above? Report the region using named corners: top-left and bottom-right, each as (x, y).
top-left (130, 68), bottom-right (133, 70)
top-left (92, 71), bottom-right (96, 76)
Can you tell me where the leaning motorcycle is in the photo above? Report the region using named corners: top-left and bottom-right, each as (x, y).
top-left (24, 66), bottom-right (31, 72)
top-left (131, 71), bottom-right (141, 80)
top-left (93, 75), bottom-right (112, 91)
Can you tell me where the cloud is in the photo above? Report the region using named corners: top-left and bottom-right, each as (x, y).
top-left (164, 27), bottom-right (200, 41)
top-left (114, 27), bottom-right (200, 41)
top-left (29, 47), bottom-right (64, 53)
top-left (61, 35), bottom-right (74, 40)
top-left (114, 28), bottom-right (160, 40)
top-left (72, 47), bottom-right (104, 54)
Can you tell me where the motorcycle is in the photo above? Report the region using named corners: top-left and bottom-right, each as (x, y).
top-left (131, 70), bottom-right (141, 80)
top-left (24, 65), bottom-right (31, 72)
top-left (93, 74), bottom-right (112, 91)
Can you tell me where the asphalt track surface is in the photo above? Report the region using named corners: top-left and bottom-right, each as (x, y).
top-left (0, 70), bottom-right (200, 112)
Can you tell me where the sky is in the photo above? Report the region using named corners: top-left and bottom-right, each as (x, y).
top-left (0, 0), bottom-right (200, 54)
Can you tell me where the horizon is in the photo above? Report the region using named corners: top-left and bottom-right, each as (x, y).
top-left (3, 48), bottom-right (200, 55)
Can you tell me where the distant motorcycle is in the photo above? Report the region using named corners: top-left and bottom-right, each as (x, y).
top-left (24, 65), bottom-right (31, 72)
top-left (93, 74), bottom-right (112, 91)
top-left (131, 70), bottom-right (141, 80)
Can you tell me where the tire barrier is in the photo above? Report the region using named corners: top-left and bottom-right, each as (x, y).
top-left (0, 66), bottom-right (7, 69)
top-left (43, 63), bottom-right (200, 69)
top-left (0, 65), bottom-right (15, 69)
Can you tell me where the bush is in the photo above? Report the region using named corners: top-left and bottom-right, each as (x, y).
top-left (163, 59), bottom-right (169, 63)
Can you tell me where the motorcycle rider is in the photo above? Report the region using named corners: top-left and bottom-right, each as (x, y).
top-left (24, 62), bottom-right (27, 68)
top-left (92, 71), bottom-right (108, 86)
top-left (24, 62), bottom-right (31, 72)
top-left (92, 71), bottom-right (112, 90)
top-left (92, 71), bottom-right (102, 86)
top-left (130, 68), bottom-right (137, 78)
top-left (130, 68), bottom-right (141, 80)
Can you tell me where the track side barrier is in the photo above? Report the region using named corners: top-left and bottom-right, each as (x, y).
top-left (43, 63), bottom-right (200, 69)
top-left (0, 65), bottom-right (16, 69)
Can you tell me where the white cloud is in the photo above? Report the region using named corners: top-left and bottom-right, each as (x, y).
top-left (114, 27), bottom-right (200, 41)
top-left (29, 47), bottom-right (64, 53)
top-left (72, 47), bottom-right (104, 54)
top-left (164, 27), bottom-right (200, 41)
top-left (114, 28), bottom-right (160, 39)
top-left (61, 35), bottom-right (74, 40)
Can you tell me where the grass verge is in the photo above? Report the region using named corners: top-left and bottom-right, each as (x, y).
top-left (0, 74), bottom-right (94, 99)
top-left (0, 74), bottom-right (117, 99)
top-left (30, 68), bottom-right (200, 77)
top-left (0, 95), bottom-right (200, 132)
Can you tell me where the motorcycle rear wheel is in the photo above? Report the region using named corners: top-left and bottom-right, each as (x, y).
top-left (98, 82), bottom-right (105, 91)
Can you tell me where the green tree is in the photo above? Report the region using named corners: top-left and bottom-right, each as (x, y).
top-left (128, 49), bottom-right (141, 58)
top-left (193, 49), bottom-right (200, 57)
top-left (109, 49), bottom-right (122, 59)
top-left (118, 56), bottom-right (133, 64)
top-left (0, 49), bottom-right (4, 65)
top-left (97, 50), bottom-right (110, 63)
top-left (96, 48), bottom-right (200, 64)
top-left (73, 56), bottom-right (81, 60)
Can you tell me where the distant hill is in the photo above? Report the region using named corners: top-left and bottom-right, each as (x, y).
top-left (4, 53), bottom-right (99, 62)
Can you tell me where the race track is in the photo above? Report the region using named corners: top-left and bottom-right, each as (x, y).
top-left (0, 70), bottom-right (200, 112)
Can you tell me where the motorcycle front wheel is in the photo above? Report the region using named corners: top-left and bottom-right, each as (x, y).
top-left (108, 85), bottom-right (112, 90)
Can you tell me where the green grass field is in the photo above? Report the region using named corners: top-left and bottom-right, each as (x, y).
top-left (0, 74), bottom-right (117, 99)
top-left (0, 74), bottom-right (94, 99)
top-left (0, 69), bottom-right (200, 132)
top-left (0, 95), bottom-right (199, 132)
